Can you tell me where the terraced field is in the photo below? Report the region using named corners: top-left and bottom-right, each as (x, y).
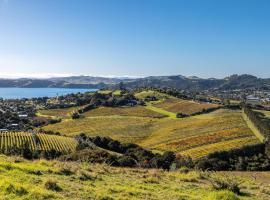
top-left (83, 106), bottom-right (166, 118)
top-left (154, 98), bottom-right (220, 115)
top-left (0, 132), bottom-right (77, 152)
top-left (43, 108), bottom-right (259, 159)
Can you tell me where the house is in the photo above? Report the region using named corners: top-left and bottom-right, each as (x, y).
top-left (18, 114), bottom-right (28, 119)
top-left (246, 95), bottom-right (261, 106)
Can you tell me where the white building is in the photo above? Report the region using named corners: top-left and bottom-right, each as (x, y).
top-left (246, 95), bottom-right (261, 106)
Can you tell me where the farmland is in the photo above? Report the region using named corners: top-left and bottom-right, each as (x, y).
top-left (43, 108), bottom-right (259, 159)
top-left (154, 98), bottom-right (220, 115)
top-left (37, 106), bottom-right (82, 119)
top-left (43, 116), bottom-right (157, 143)
top-left (0, 155), bottom-right (269, 199)
top-left (134, 90), bottom-right (172, 100)
top-left (83, 106), bottom-right (166, 118)
top-left (139, 109), bottom-right (259, 158)
top-left (0, 132), bottom-right (77, 152)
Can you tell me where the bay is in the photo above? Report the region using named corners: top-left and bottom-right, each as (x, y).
top-left (0, 88), bottom-right (97, 99)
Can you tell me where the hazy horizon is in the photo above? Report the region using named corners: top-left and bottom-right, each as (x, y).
top-left (0, 72), bottom-right (266, 80)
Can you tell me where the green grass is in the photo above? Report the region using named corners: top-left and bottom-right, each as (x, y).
top-left (0, 155), bottom-right (268, 199)
top-left (145, 102), bottom-right (176, 119)
top-left (98, 90), bottom-right (122, 95)
top-left (134, 90), bottom-right (172, 100)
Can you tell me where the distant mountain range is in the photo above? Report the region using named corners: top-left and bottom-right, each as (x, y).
top-left (0, 74), bottom-right (269, 91)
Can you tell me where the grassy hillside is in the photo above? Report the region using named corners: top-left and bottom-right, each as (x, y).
top-left (134, 90), bottom-right (172, 100)
top-left (0, 132), bottom-right (77, 152)
top-left (83, 106), bottom-right (166, 118)
top-left (43, 108), bottom-right (259, 159)
top-left (0, 155), bottom-right (269, 200)
top-left (43, 116), bottom-right (157, 143)
top-left (154, 98), bottom-right (220, 115)
top-left (37, 107), bottom-right (83, 119)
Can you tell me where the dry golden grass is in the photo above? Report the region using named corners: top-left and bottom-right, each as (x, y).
top-left (83, 106), bottom-right (166, 118)
top-left (154, 98), bottom-right (220, 115)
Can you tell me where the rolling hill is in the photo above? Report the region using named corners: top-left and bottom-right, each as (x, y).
top-left (0, 155), bottom-right (269, 199)
top-left (42, 105), bottom-right (259, 159)
top-left (1, 74), bottom-right (270, 91)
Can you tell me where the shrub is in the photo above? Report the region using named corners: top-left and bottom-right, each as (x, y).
top-left (44, 180), bottom-right (62, 192)
top-left (72, 112), bottom-right (81, 119)
top-left (208, 174), bottom-right (243, 195)
top-left (58, 165), bottom-right (76, 176)
top-left (117, 156), bottom-right (137, 167)
top-left (6, 184), bottom-right (28, 196)
top-left (78, 171), bottom-right (94, 181)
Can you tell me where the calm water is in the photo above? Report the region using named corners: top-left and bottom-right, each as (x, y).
top-left (0, 88), bottom-right (98, 99)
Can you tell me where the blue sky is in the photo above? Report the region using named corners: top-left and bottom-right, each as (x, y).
top-left (0, 0), bottom-right (270, 78)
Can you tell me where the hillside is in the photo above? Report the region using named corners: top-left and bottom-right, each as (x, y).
top-left (1, 74), bottom-right (270, 91)
top-left (0, 155), bottom-right (269, 199)
top-left (153, 98), bottom-right (220, 115)
top-left (42, 105), bottom-right (259, 159)
top-left (0, 132), bottom-right (77, 152)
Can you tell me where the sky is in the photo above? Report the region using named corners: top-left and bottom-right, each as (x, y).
top-left (0, 0), bottom-right (270, 78)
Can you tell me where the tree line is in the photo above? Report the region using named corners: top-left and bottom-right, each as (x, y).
top-left (243, 105), bottom-right (270, 157)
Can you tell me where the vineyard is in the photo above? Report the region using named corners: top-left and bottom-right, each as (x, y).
top-left (0, 132), bottom-right (77, 152)
top-left (180, 137), bottom-right (259, 159)
top-left (37, 106), bottom-right (83, 119)
top-left (43, 116), bottom-right (157, 143)
top-left (154, 98), bottom-right (220, 115)
top-left (83, 106), bottom-right (166, 118)
top-left (43, 108), bottom-right (260, 159)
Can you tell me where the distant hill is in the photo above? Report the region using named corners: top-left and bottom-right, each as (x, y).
top-left (0, 74), bottom-right (269, 91)
top-left (116, 74), bottom-right (270, 91)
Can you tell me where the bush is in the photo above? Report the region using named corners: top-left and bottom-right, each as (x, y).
top-left (208, 174), bottom-right (242, 195)
top-left (45, 180), bottom-right (62, 192)
top-left (5, 184), bottom-right (28, 196)
top-left (72, 112), bottom-right (81, 119)
top-left (117, 156), bottom-right (137, 167)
